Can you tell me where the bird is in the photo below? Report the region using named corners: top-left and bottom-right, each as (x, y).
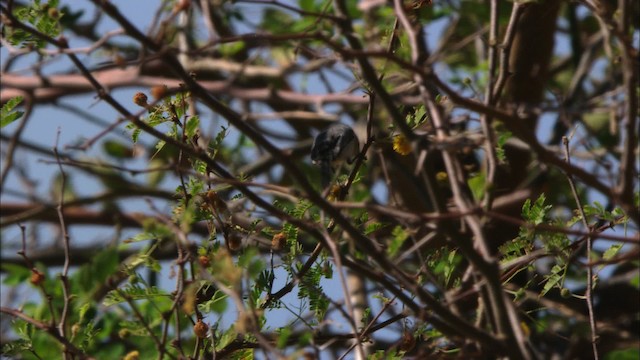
top-left (310, 123), bottom-right (360, 187)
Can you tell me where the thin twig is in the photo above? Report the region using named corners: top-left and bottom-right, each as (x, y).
top-left (562, 136), bottom-right (599, 360)
top-left (479, 0), bottom-right (500, 210)
top-left (321, 228), bottom-right (366, 360)
top-left (491, 3), bottom-right (524, 101)
top-left (393, 0), bottom-right (529, 357)
top-left (53, 129), bottom-right (73, 360)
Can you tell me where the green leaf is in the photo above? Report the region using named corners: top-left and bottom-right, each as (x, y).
top-left (496, 130), bottom-right (512, 163)
top-left (522, 194), bottom-right (551, 225)
top-left (322, 261), bottom-right (333, 279)
top-left (130, 128), bottom-right (141, 143)
top-left (602, 244), bottom-right (622, 261)
top-left (124, 232), bottom-right (157, 243)
top-left (630, 273), bottom-right (640, 289)
top-left (138, 254), bottom-right (162, 272)
top-left (605, 348), bottom-right (640, 360)
top-left (185, 115), bottom-right (200, 139)
top-left (103, 140), bottom-right (134, 159)
top-left (77, 302), bottom-right (93, 324)
top-left (298, 0), bottom-right (316, 11)
top-left (73, 247), bottom-right (119, 295)
top-left (215, 327), bottom-right (238, 351)
top-left (540, 264), bottom-right (564, 297)
top-left (147, 158), bottom-right (167, 187)
top-left (210, 125), bottom-right (229, 159)
top-left (103, 285), bottom-right (168, 306)
top-left (406, 105), bottom-right (427, 128)
top-left (276, 326), bottom-right (292, 349)
top-left (387, 226), bottom-right (408, 257)
top-left (173, 92), bottom-right (190, 118)
top-left (364, 221), bottom-right (384, 235)
top-left (444, 250), bottom-right (461, 286)
top-left (298, 265), bottom-right (329, 321)
top-left (219, 41), bottom-right (246, 57)
top-left (584, 110), bottom-right (617, 147)
top-left (1, 339), bottom-right (33, 357)
top-left (78, 320), bottom-right (100, 351)
top-left (7, 2), bottom-right (61, 48)
top-left (238, 248), bottom-right (266, 279)
top-left (540, 226), bottom-right (570, 258)
top-left (119, 319), bottom-right (155, 337)
top-left (292, 199), bottom-right (313, 219)
top-left (499, 237), bottom-right (532, 261)
top-left (467, 172), bottom-right (485, 201)
top-left (261, 9), bottom-right (294, 34)
top-left (1, 264), bottom-right (31, 285)
top-left (1, 96), bottom-right (25, 128)
top-left (283, 222), bottom-right (299, 246)
top-left (199, 290), bottom-right (228, 314)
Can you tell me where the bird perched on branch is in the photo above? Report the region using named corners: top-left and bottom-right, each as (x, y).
top-left (310, 123), bottom-right (360, 188)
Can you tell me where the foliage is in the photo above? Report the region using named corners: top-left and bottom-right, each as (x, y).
top-left (0, 0), bottom-right (638, 359)
top-left (0, 96), bottom-right (24, 128)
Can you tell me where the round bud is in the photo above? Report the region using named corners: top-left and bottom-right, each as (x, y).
top-left (113, 54), bottom-right (126, 68)
top-left (327, 184), bottom-right (341, 201)
top-left (133, 92), bottom-right (149, 107)
top-left (30, 269), bottom-right (45, 286)
top-left (392, 134), bottom-right (412, 155)
top-left (174, 0), bottom-right (191, 12)
top-left (57, 35), bottom-right (68, 48)
top-left (400, 331), bottom-right (416, 352)
top-left (193, 320), bottom-right (209, 338)
top-left (71, 323), bottom-right (81, 337)
top-left (198, 255), bottom-right (210, 268)
top-left (123, 350), bottom-right (140, 360)
top-left (48, 7), bottom-right (59, 19)
top-left (436, 171), bottom-right (448, 183)
top-left (226, 233), bottom-right (242, 251)
top-left (206, 190), bottom-right (227, 213)
top-left (150, 85), bottom-right (168, 100)
top-left (271, 232), bottom-right (286, 251)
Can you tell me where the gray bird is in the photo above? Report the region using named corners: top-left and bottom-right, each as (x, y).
top-left (310, 123), bottom-right (360, 187)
